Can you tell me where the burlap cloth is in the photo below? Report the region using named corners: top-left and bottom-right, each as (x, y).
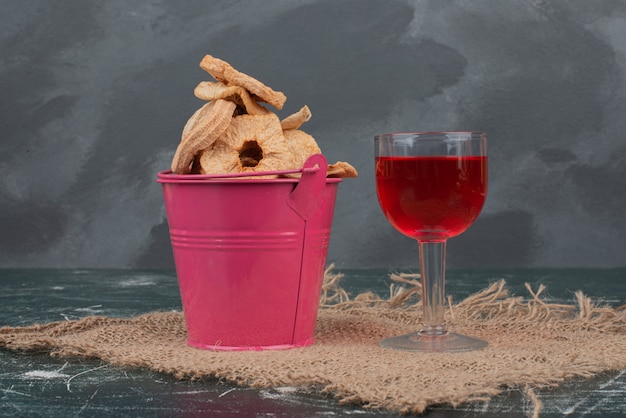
top-left (1, 268), bottom-right (626, 416)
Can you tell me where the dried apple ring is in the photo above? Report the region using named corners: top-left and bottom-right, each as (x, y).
top-left (171, 99), bottom-right (236, 174)
top-left (199, 54), bottom-right (287, 110)
top-left (283, 128), bottom-right (321, 169)
top-left (196, 113), bottom-right (292, 175)
top-left (194, 81), bottom-right (270, 116)
top-left (280, 105), bottom-right (312, 130)
top-left (327, 161), bottom-right (359, 178)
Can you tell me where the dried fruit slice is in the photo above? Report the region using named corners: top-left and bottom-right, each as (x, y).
top-left (194, 81), bottom-right (270, 116)
top-left (280, 105), bottom-right (312, 130)
top-left (199, 54), bottom-right (287, 110)
top-left (196, 113), bottom-right (292, 175)
top-left (170, 99), bottom-right (237, 174)
top-left (283, 128), bottom-right (321, 169)
top-left (327, 161), bottom-right (358, 178)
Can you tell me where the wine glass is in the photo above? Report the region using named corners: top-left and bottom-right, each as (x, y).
top-left (374, 132), bottom-right (488, 352)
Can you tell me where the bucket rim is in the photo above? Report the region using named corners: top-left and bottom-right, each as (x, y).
top-left (157, 169), bottom-right (343, 184)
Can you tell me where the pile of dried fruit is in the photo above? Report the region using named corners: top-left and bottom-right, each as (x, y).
top-left (170, 55), bottom-right (357, 178)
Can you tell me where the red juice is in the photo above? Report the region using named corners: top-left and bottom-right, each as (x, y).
top-left (375, 156), bottom-right (487, 241)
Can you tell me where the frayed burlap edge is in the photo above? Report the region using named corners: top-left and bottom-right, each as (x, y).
top-left (1, 265), bottom-right (625, 417)
top-left (317, 266), bottom-right (626, 416)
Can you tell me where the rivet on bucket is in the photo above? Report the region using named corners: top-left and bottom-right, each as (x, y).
top-left (157, 154), bottom-right (342, 351)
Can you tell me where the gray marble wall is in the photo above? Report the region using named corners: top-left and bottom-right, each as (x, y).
top-left (2, 0), bottom-right (625, 269)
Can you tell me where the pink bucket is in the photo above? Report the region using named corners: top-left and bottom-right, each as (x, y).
top-left (157, 154), bottom-right (341, 351)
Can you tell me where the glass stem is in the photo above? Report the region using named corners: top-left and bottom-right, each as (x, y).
top-left (418, 240), bottom-right (448, 336)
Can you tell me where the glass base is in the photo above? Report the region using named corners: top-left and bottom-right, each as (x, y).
top-left (380, 331), bottom-right (488, 353)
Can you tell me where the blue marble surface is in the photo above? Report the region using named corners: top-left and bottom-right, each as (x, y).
top-left (1, 268), bottom-right (624, 416)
